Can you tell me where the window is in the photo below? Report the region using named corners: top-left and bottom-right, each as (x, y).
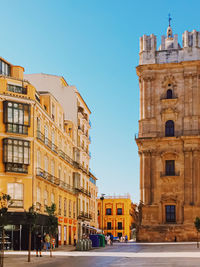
top-left (44, 190), bottom-right (48, 206)
top-left (7, 183), bottom-right (23, 208)
top-left (52, 103), bottom-right (55, 120)
top-left (165, 205), bottom-right (176, 223)
top-left (44, 125), bottom-right (48, 145)
top-left (118, 222), bottom-right (123, 230)
top-left (3, 138), bottom-right (30, 173)
top-left (51, 192), bottom-right (55, 204)
top-left (69, 200), bottom-right (72, 217)
top-left (37, 151), bottom-right (41, 168)
top-left (36, 187), bottom-right (41, 203)
top-left (117, 208), bottom-right (122, 215)
top-left (0, 60), bottom-right (10, 76)
top-left (59, 196), bottom-right (62, 215)
top-left (3, 101), bottom-right (30, 134)
top-left (73, 202), bottom-right (76, 218)
top-left (44, 156), bottom-right (49, 173)
top-left (167, 89), bottom-right (173, 99)
top-left (7, 84), bottom-right (27, 94)
top-left (64, 198), bottom-right (67, 216)
top-left (106, 208), bottom-right (112, 215)
top-left (165, 120), bottom-right (174, 137)
top-left (107, 222), bottom-right (112, 230)
top-left (165, 160), bottom-right (175, 176)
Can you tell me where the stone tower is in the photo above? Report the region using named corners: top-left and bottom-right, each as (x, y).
top-left (136, 25), bottom-right (200, 241)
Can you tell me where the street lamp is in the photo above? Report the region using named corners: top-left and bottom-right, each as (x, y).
top-left (100, 194), bottom-right (105, 234)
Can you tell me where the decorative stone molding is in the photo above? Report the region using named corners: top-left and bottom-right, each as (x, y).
top-left (160, 193), bottom-right (178, 203)
top-left (161, 75), bottom-right (177, 89)
top-left (161, 107), bottom-right (178, 121)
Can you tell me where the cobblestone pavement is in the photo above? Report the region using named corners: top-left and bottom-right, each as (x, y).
top-left (4, 242), bottom-right (200, 267)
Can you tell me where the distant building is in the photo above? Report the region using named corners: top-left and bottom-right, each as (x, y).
top-left (136, 23), bottom-right (200, 241)
top-left (97, 194), bottom-right (136, 240)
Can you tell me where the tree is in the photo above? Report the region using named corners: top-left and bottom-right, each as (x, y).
top-left (45, 204), bottom-right (58, 257)
top-left (25, 206), bottom-right (38, 262)
top-left (0, 193), bottom-right (12, 267)
top-left (194, 217), bottom-right (200, 248)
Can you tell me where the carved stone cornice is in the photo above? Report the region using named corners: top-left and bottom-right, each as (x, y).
top-left (160, 193), bottom-right (178, 203)
top-left (142, 75), bottom-right (155, 82)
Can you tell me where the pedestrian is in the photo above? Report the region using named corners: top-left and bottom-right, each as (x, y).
top-left (105, 235), bottom-right (107, 245)
top-left (74, 234), bottom-right (77, 246)
top-left (44, 233), bottom-right (50, 251)
top-left (35, 232), bottom-right (42, 257)
top-left (110, 234), bottom-right (113, 246)
top-left (125, 235), bottom-right (128, 243)
top-left (107, 235), bottom-right (110, 245)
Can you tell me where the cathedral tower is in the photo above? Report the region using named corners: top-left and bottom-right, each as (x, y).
top-left (136, 23), bottom-right (200, 241)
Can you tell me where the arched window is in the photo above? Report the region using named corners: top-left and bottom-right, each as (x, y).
top-left (165, 120), bottom-right (174, 137)
top-left (167, 89), bottom-right (173, 99)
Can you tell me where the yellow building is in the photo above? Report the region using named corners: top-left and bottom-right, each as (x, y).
top-left (0, 57), bottom-right (98, 249)
top-left (24, 73), bottom-right (99, 239)
top-left (97, 195), bottom-right (135, 240)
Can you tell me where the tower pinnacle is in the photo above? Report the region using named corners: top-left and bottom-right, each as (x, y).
top-left (167, 14), bottom-right (173, 38)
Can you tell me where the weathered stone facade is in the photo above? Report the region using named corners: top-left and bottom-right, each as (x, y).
top-left (136, 25), bottom-right (200, 241)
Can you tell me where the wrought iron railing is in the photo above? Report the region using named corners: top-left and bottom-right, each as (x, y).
top-left (36, 167), bottom-right (60, 185)
top-left (78, 211), bottom-right (92, 220)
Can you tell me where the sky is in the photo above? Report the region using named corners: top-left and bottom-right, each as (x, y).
top-left (1, 0), bottom-right (200, 203)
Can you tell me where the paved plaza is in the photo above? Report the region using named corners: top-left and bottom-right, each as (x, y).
top-left (4, 242), bottom-right (200, 267)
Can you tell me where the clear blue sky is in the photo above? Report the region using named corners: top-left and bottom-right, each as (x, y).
top-left (1, 0), bottom-right (200, 203)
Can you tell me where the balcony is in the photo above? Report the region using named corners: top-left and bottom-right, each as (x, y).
top-left (9, 199), bottom-right (23, 208)
top-left (7, 84), bottom-right (27, 95)
top-left (78, 211), bottom-right (92, 220)
top-left (75, 186), bottom-right (91, 197)
top-left (60, 180), bottom-right (75, 194)
top-left (160, 171), bottom-right (180, 177)
top-left (36, 130), bottom-right (58, 154)
top-left (36, 167), bottom-right (60, 186)
top-left (58, 149), bottom-right (74, 166)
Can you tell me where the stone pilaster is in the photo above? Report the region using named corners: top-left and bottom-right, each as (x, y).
top-left (184, 151), bottom-right (193, 204)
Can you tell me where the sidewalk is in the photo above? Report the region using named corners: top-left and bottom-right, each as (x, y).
top-left (4, 245), bottom-right (76, 267)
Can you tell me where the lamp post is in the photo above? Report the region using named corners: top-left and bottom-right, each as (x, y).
top-left (100, 194), bottom-right (105, 234)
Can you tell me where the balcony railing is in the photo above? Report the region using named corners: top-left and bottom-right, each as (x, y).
top-left (9, 199), bottom-right (23, 208)
top-left (36, 167), bottom-right (60, 186)
top-left (7, 84), bottom-right (27, 95)
top-left (37, 131), bottom-right (92, 177)
top-left (78, 211), bottom-right (92, 220)
top-left (60, 180), bottom-right (75, 194)
top-left (160, 171), bottom-right (180, 177)
top-left (75, 186), bottom-right (91, 197)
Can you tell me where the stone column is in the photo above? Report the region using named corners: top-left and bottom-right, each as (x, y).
top-left (184, 151), bottom-right (193, 204)
top-left (192, 74), bottom-right (198, 116)
top-left (184, 75), bottom-right (190, 117)
top-left (139, 78), bottom-right (144, 120)
top-left (150, 152), bottom-right (156, 204)
top-left (139, 152), bottom-right (144, 203)
top-left (193, 150), bottom-right (199, 204)
top-left (143, 151), bottom-right (151, 205)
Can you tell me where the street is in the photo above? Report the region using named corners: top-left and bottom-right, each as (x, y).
top-left (4, 242), bottom-right (200, 267)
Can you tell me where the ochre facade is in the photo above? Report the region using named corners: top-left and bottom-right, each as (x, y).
top-left (97, 195), bottom-right (135, 240)
top-left (136, 26), bottom-right (200, 241)
top-left (0, 56), bottom-right (98, 249)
